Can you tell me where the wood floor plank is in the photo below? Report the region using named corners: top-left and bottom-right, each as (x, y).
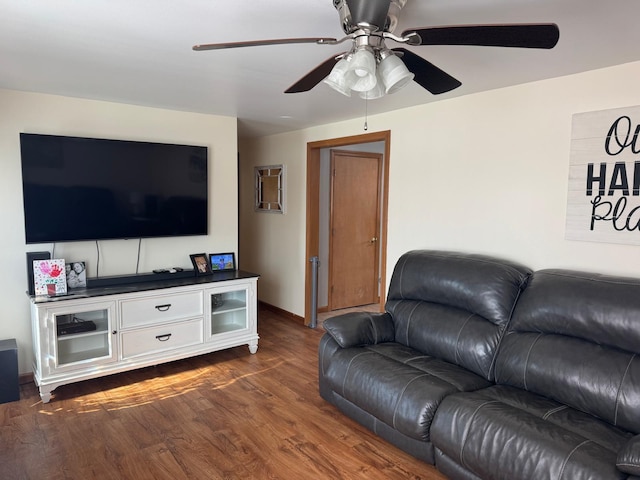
top-left (0, 306), bottom-right (447, 480)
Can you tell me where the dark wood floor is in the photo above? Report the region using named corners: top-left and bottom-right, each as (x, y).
top-left (0, 307), bottom-right (446, 480)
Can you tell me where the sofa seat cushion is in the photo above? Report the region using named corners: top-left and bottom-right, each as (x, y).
top-left (431, 385), bottom-right (633, 480)
top-left (323, 342), bottom-right (491, 442)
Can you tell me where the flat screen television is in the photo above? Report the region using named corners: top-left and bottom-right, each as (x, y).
top-left (20, 133), bottom-right (208, 244)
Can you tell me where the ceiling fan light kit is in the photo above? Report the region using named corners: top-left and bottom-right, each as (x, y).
top-left (323, 58), bottom-right (352, 96)
top-left (378, 50), bottom-right (414, 94)
top-left (359, 72), bottom-right (386, 100)
top-left (324, 47), bottom-right (414, 97)
top-left (193, 0), bottom-right (560, 99)
top-left (344, 48), bottom-right (377, 92)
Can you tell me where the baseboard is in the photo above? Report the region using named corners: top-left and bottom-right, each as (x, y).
top-left (19, 372), bottom-right (34, 385)
top-left (258, 301), bottom-right (305, 325)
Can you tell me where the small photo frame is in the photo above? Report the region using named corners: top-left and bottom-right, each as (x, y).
top-left (190, 253), bottom-right (211, 275)
top-left (66, 261), bottom-right (87, 289)
top-left (209, 252), bottom-right (236, 272)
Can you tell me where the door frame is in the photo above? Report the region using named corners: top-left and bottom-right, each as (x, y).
top-left (305, 130), bottom-right (390, 325)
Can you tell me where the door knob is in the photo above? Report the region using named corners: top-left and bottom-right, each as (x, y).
top-left (370, 237), bottom-right (378, 244)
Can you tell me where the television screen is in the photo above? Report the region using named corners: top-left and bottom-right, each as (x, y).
top-left (20, 133), bottom-right (208, 244)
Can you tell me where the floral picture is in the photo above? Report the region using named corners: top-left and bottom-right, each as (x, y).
top-left (33, 259), bottom-right (67, 295)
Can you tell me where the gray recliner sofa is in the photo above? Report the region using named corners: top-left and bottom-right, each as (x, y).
top-left (319, 250), bottom-right (640, 479)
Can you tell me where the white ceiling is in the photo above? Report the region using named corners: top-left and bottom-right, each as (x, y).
top-left (2, 0), bottom-right (640, 138)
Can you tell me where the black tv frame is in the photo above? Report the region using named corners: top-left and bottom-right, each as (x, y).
top-left (20, 133), bottom-right (209, 244)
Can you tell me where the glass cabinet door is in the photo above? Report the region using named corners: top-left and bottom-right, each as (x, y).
top-left (208, 286), bottom-right (249, 336)
top-left (48, 301), bottom-right (117, 371)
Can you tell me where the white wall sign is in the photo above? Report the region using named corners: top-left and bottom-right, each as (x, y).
top-left (566, 105), bottom-right (640, 245)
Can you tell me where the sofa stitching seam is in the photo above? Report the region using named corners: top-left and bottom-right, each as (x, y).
top-left (404, 363), bottom-right (469, 391)
top-left (557, 440), bottom-right (591, 480)
top-left (454, 313), bottom-right (475, 366)
top-left (405, 302), bottom-right (420, 345)
top-left (542, 405), bottom-right (568, 420)
top-left (404, 355), bottom-right (430, 363)
top-left (341, 352), bottom-right (374, 397)
top-left (523, 333), bottom-right (543, 391)
top-left (490, 278), bottom-right (529, 380)
top-left (320, 338), bottom-right (327, 377)
top-left (367, 313), bottom-right (379, 343)
top-left (398, 255), bottom-right (408, 299)
top-left (614, 353), bottom-right (635, 426)
top-left (459, 400), bottom-right (501, 469)
top-left (391, 374), bottom-right (429, 430)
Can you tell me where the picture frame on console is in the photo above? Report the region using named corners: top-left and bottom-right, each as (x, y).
top-left (209, 252), bottom-right (236, 272)
top-left (66, 262), bottom-right (87, 289)
top-left (190, 253), bottom-right (211, 275)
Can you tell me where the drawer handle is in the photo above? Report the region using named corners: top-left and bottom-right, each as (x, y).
top-left (155, 333), bottom-right (172, 342)
top-left (155, 304), bottom-right (172, 312)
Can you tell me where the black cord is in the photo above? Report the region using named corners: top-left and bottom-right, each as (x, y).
top-left (95, 241), bottom-right (100, 278)
top-left (136, 238), bottom-right (142, 274)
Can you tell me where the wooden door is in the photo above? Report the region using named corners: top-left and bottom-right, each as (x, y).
top-left (329, 150), bottom-right (382, 310)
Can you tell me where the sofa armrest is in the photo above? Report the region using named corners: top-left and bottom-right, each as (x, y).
top-left (323, 311), bottom-right (395, 348)
top-left (617, 435), bottom-right (640, 476)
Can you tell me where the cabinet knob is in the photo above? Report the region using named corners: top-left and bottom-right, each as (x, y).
top-left (155, 304), bottom-right (172, 312)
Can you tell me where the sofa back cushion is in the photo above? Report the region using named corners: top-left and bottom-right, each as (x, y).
top-left (495, 269), bottom-right (640, 434)
top-left (385, 250), bottom-right (531, 380)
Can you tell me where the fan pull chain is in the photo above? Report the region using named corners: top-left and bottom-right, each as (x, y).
top-left (364, 97), bottom-right (368, 131)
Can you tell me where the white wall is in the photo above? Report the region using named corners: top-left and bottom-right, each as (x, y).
top-left (238, 137), bottom-right (306, 313)
top-left (0, 88), bottom-right (238, 373)
top-left (239, 61), bottom-right (640, 319)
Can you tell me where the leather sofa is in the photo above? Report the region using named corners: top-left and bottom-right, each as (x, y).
top-left (318, 250), bottom-right (640, 479)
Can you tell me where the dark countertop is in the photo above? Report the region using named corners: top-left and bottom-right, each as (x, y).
top-left (30, 270), bottom-right (259, 304)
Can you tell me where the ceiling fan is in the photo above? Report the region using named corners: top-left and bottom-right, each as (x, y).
top-left (193, 0), bottom-right (559, 98)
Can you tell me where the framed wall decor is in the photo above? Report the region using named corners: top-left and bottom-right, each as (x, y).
top-left (189, 253), bottom-right (211, 275)
top-left (566, 104), bottom-right (640, 245)
top-left (255, 164), bottom-right (285, 213)
top-left (209, 252), bottom-right (236, 271)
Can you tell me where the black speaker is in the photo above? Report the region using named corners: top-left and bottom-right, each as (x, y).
top-left (0, 339), bottom-right (19, 404)
top-left (26, 251), bottom-right (50, 295)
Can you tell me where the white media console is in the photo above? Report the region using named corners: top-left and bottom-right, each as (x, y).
top-left (29, 271), bottom-right (259, 403)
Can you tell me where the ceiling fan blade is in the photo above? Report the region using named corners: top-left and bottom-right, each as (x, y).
top-left (393, 48), bottom-right (461, 95)
top-left (193, 37), bottom-right (337, 51)
top-left (285, 55), bottom-right (345, 93)
top-left (402, 24), bottom-right (560, 49)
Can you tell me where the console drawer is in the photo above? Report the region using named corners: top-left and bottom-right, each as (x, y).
top-left (121, 318), bottom-right (203, 359)
top-left (120, 290), bottom-right (203, 328)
